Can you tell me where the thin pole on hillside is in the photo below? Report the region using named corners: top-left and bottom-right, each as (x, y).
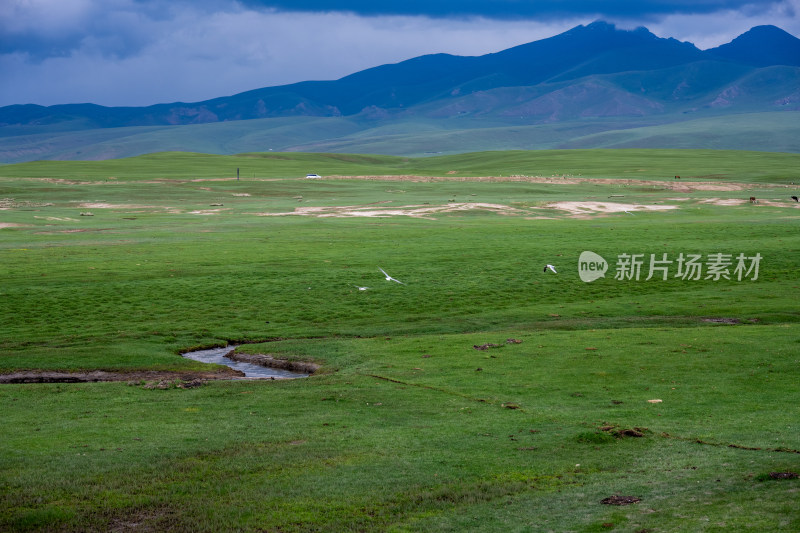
top-left (237, 168), bottom-right (240, 181)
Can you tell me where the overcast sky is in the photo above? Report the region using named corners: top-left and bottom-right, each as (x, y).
top-left (2, 0), bottom-right (799, 107)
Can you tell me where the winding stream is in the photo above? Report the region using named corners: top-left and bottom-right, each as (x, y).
top-left (182, 346), bottom-right (309, 379)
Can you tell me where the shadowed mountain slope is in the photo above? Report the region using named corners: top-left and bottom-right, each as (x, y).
top-left (1, 21), bottom-right (798, 162)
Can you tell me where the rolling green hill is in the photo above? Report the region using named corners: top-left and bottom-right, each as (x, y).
top-left (1, 111), bottom-right (798, 164)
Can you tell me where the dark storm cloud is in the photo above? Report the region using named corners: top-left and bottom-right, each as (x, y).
top-left (0, 0), bottom-right (220, 60)
top-left (239, 0), bottom-right (784, 19)
top-left (2, 0), bottom-right (798, 107)
top-left (0, 0), bottom-right (787, 60)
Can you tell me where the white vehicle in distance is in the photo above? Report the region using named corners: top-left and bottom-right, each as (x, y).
top-left (305, 173), bottom-right (322, 179)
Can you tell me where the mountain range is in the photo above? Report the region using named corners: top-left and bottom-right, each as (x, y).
top-left (2, 21), bottom-right (799, 163)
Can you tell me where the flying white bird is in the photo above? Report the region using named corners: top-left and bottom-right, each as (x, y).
top-left (354, 285), bottom-right (369, 291)
top-left (624, 210), bottom-right (635, 216)
top-left (544, 264), bottom-right (557, 274)
top-left (379, 267), bottom-right (405, 284)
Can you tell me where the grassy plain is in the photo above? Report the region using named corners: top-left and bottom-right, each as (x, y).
top-left (1, 149), bottom-right (799, 531)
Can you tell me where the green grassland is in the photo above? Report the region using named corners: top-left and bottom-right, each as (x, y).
top-left (1, 149), bottom-right (799, 531)
top-left (3, 147), bottom-right (800, 182)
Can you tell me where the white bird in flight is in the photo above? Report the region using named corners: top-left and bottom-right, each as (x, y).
top-left (379, 267), bottom-right (405, 284)
top-left (544, 264), bottom-right (557, 274)
top-left (354, 285), bottom-right (369, 291)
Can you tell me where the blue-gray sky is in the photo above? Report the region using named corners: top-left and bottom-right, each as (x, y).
top-left (2, 0), bottom-right (798, 107)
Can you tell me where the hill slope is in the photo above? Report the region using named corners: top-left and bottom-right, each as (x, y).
top-left (1, 21), bottom-right (799, 162)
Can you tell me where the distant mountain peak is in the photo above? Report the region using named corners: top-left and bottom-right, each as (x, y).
top-left (708, 24), bottom-right (800, 66)
top-left (584, 20), bottom-right (617, 31)
top-left (739, 24), bottom-right (795, 38)
top-left (570, 20), bottom-right (657, 39)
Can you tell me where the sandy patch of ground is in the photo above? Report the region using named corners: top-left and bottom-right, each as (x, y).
top-left (756, 199), bottom-right (800, 208)
top-left (0, 222), bottom-right (28, 229)
top-left (34, 215), bottom-right (79, 222)
top-left (697, 198), bottom-right (800, 207)
top-left (699, 198), bottom-right (748, 206)
top-left (545, 201), bottom-right (678, 216)
top-left (187, 208), bottom-right (228, 215)
top-left (667, 182), bottom-right (746, 192)
top-left (251, 202), bottom-right (524, 219)
top-left (2, 198), bottom-right (54, 209)
top-left (78, 202), bottom-right (161, 209)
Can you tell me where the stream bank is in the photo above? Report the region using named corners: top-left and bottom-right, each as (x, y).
top-left (0, 346), bottom-right (313, 383)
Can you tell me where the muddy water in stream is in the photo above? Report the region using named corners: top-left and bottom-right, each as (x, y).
top-left (182, 346), bottom-right (308, 379)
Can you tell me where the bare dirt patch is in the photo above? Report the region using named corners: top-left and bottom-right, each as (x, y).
top-left (601, 495), bottom-right (641, 505)
top-left (667, 182), bottom-right (746, 192)
top-left (78, 202), bottom-right (162, 209)
top-left (676, 197), bottom-right (798, 208)
top-left (34, 215), bottom-right (78, 222)
top-left (545, 201), bottom-right (677, 217)
top-left (756, 199), bottom-right (800, 208)
top-left (702, 317), bottom-right (741, 324)
top-left (187, 208), bottom-right (228, 215)
top-left (769, 472), bottom-right (798, 480)
top-left (0, 222), bottom-right (28, 229)
top-left (0, 368), bottom-right (243, 384)
top-left (251, 202), bottom-right (524, 219)
top-left (1, 198), bottom-right (54, 209)
top-left (698, 198), bottom-right (749, 206)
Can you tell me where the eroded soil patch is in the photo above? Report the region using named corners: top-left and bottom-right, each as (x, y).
top-left (251, 202), bottom-right (523, 219)
top-left (702, 317), bottom-right (741, 324)
top-left (0, 368), bottom-right (242, 384)
top-left (545, 201), bottom-right (677, 217)
top-left (601, 495), bottom-right (641, 505)
top-left (226, 352), bottom-right (319, 374)
top-left (768, 472), bottom-right (798, 480)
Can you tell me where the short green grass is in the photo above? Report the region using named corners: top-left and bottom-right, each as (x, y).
top-left (2, 147), bottom-right (799, 182)
top-left (1, 149), bottom-right (799, 532)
